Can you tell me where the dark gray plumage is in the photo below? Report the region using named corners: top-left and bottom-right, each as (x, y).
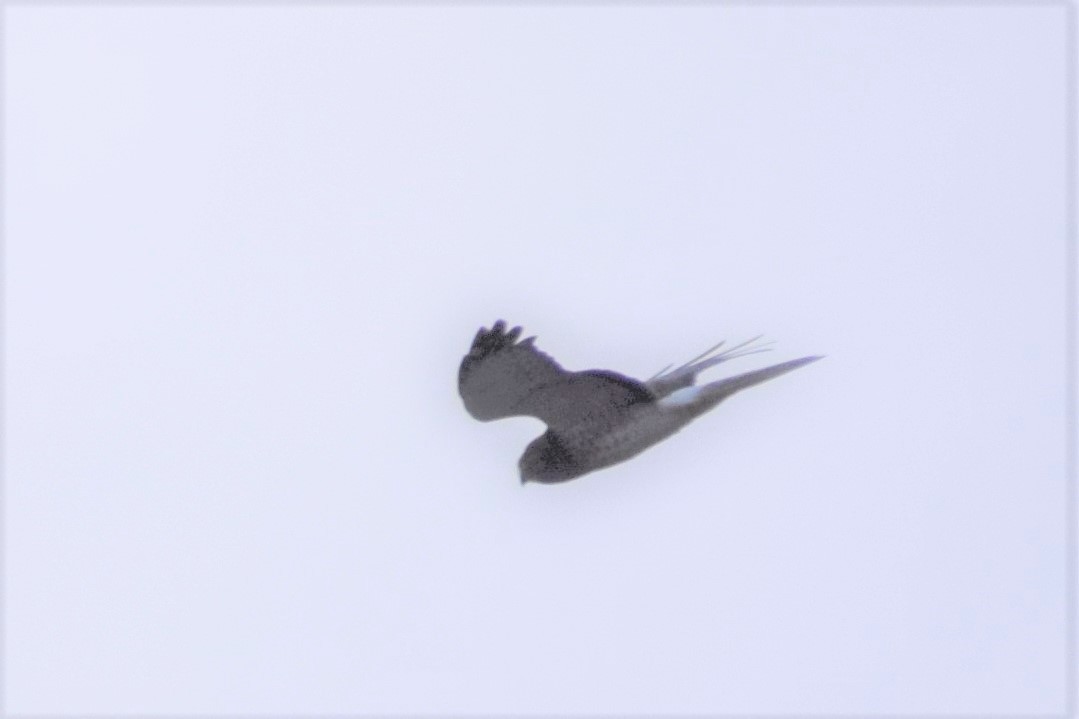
top-left (458, 320), bottom-right (821, 484)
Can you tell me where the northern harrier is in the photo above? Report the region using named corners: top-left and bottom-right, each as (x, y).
top-left (458, 321), bottom-right (821, 484)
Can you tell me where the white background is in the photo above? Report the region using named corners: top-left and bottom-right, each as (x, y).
top-left (4, 5), bottom-right (1071, 715)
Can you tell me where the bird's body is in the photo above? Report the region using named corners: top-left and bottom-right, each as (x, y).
top-left (458, 320), bottom-right (820, 483)
top-left (522, 407), bottom-right (677, 482)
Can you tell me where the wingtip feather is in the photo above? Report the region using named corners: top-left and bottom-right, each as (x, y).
top-left (464, 320), bottom-right (532, 364)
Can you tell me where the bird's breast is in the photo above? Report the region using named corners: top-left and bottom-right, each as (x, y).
top-left (561, 405), bottom-right (688, 470)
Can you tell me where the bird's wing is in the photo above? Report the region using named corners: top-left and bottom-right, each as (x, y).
top-left (459, 321), bottom-right (654, 431)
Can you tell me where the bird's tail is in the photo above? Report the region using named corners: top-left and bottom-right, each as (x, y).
top-left (647, 336), bottom-right (775, 398)
top-left (699, 355), bottom-right (823, 407)
top-left (658, 355), bottom-right (823, 414)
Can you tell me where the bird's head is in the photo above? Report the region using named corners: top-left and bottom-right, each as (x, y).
top-left (518, 432), bottom-right (579, 484)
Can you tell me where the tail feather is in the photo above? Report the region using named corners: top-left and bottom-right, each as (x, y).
top-left (693, 355), bottom-right (823, 408)
top-left (647, 336), bottom-right (775, 398)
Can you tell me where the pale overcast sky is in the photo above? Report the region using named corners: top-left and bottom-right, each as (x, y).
top-left (5, 4), bottom-right (1071, 715)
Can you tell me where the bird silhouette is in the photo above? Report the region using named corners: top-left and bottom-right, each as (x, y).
top-left (458, 320), bottom-right (821, 483)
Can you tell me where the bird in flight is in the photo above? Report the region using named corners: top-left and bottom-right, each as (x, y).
top-left (458, 320), bottom-right (821, 484)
